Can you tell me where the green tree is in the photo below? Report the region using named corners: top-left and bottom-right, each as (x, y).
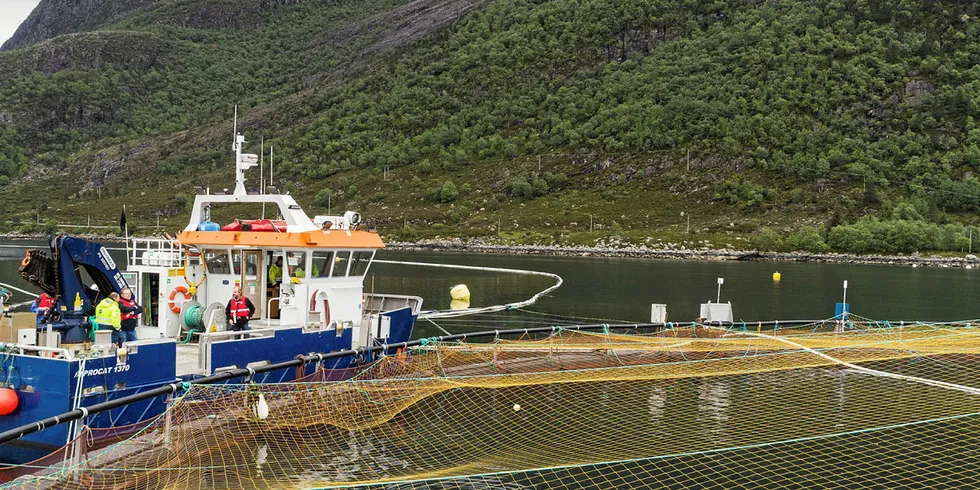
top-left (315, 189), bottom-right (333, 208)
top-left (433, 180), bottom-right (459, 203)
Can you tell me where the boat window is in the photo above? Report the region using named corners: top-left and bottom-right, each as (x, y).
top-left (332, 251), bottom-right (350, 277)
top-left (349, 251), bottom-right (373, 276)
top-left (312, 251), bottom-right (334, 277)
top-left (287, 252), bottom-right (309, 278)
top-left (232, 252), bottom-right (257, 276)
top-left (244, 253), bottom-right (258, 276)
top-left (203, 249), bottom-right (231, 274)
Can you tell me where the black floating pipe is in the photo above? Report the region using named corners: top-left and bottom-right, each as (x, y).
top-left (0, 319), bottom-right (829, 446)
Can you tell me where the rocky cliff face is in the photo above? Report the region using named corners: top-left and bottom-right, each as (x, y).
top-left (0, 31), bottom-right (174, 79)
top-left (1, 0), bottom-right (309, 51)
top-left (1, 0), bottom-right (160, 51)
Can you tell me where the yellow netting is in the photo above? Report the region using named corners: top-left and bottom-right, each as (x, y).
top-left (10, 321), bottom-right (980, 489)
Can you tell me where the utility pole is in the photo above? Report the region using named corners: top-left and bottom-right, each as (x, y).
top-left (970, 228), bottom-right (973, 254)
top-left (687, 149), bottom-right (690, 172)
top-left (590, 214), bottom-right (594, 232)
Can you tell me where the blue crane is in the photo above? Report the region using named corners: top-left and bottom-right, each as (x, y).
top-left (19, 235), bottom-right (130, 343)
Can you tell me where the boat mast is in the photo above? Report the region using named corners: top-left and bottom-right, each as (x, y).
top-left (232, 106), bottom-right (258, 196)
top-left (261, 136), bottom-right (266, 218)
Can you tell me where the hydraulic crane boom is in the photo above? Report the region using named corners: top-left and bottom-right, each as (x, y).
top-left (19, 234), bottom-right (131, 343)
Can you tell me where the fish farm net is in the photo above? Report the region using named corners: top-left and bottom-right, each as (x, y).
top-left (9, 319), bottom-right (980, 489)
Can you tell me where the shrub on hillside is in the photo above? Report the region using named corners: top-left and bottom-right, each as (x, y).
top-left (750, 229), bottom-right (783, 252)
top-left (390, 225), bottom-right (419, 242)
top-left (828, 219), bottom-right (942, 254)
top-left (828, 224), bottom-right (875, 254)
top-left (714, 177), bottom-right (770, 209)
top-left (506, 176), bottom-right (533, 198)
top-left (784, 226), bottom-right (830, 253)
top-left (175, 193), bottom-right (192, 211)
top-left (432, 180), bottom-right (459, 203)
top-left (315, 189), bottom-right (333, 208)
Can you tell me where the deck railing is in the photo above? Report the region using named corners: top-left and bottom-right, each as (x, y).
top-left (128, 238), bottom-right (183, 269)
top-left (363, 293), bottom-right (422, 315)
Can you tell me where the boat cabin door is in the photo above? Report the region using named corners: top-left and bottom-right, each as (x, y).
top-left (240, 250), bottom-right (262, 319)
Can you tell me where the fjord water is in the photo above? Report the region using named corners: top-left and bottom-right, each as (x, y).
top-left (3, 240), bottom-right (978, 332)
top-left (371, 251), bottom-right (980, 324)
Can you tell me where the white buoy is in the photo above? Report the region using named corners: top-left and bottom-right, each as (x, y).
top-left (513, 403), bottom-right (521, 411)
top-left (255, 393), bottom-right (269, 420)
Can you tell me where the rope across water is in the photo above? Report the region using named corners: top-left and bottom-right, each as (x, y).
top-left (372, 259), bottom-right (563, 319)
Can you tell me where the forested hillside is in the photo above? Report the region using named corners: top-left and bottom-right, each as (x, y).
top-left (3, 0), bottom-right (980, 254)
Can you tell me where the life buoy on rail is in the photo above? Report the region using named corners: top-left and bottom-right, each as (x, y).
top-left (168, 286), bottom-right (190, 314)
top-left (309, 290), bottom-right (330, 326)
top-left (21, 253), bottom-right (29, 268)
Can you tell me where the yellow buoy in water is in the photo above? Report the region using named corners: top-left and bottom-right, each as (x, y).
top-left (450, 284), bottom-right (471, 302)
top-left (772, 272), bottom-right (782, 282)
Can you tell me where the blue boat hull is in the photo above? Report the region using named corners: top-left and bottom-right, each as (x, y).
top-left (0, 307), bottom-right (416, 466)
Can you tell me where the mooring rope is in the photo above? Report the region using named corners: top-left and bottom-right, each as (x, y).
top-left (372, 260), bottom-right (563, 320)
top-left (710, 326), bottom-right (980, 396)
top-left (0, 281), bottom-right (38, 298)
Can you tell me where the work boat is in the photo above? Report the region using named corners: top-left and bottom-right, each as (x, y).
top-left (0, 129), bottom-right (421, 469)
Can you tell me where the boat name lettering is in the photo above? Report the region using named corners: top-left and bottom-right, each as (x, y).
top-left (75, 365), bottom-right (130, 378)
top-left (99, 246), bottom-right (117, 270)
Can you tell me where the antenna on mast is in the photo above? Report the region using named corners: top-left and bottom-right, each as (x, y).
top-left (260, 137), bottom-right (266, 219)
top-left (233, 105), bottom-right (238, 150)
top-left (232, 106), bottom-right (257, 196)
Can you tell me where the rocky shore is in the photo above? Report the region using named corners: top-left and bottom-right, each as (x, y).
top-left (386, 239), bottom-right (980, 269)
top-left (0, 232), bottom-right (122, 242)
top-left (4, 232), bottom-right (978, 268)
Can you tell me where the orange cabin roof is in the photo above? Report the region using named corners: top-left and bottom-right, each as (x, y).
top-left (176, 230), bottom-right (385, 249)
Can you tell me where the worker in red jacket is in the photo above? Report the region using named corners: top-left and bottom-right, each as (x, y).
top-left (118, 288), bottom-right (143, 344)
top-left (31, 293), bottom-right (54, 324)
top-left (225, 286), bottom-right (255, 339)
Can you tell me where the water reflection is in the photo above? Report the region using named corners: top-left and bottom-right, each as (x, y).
top-left (697, 379), bottom-right (731, 447)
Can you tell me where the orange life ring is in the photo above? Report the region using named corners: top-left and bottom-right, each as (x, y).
top-left (21, 253), bottom-right (29, 267)
top-left (168, 286), bottom-right (190, 314)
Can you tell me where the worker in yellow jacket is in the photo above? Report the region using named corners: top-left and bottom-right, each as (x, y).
top-left (95, 292), bottom-right (123, 346)
top-left (268, 256), bottom-right (283, 285)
